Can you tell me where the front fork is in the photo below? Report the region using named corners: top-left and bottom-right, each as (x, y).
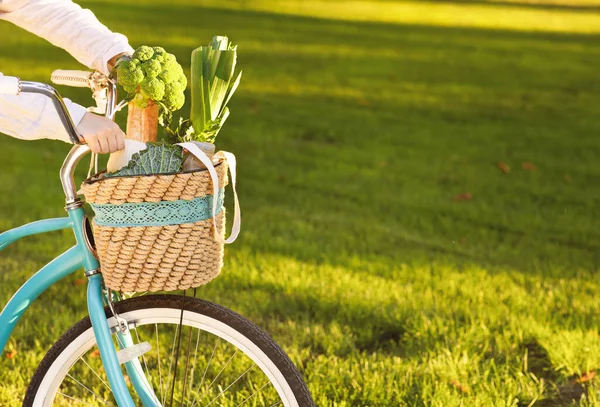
top-left (71, 207), bottom-right (160, 407)
top-left (87, 275), bottom-right (161, 407)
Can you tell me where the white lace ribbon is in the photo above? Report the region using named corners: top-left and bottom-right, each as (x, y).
top-left (176, 142), bottom-right (240, 244)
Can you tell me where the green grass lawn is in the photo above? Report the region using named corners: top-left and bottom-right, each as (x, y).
top-left (1, 0), bottom-right (600, 405)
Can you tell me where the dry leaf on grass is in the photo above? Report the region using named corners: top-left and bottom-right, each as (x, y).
top-left (74, 279), bottom-right (86, 286)
top-left (575, 371), bottom-right (595, 384)
top-left (90, 349), bottom-right (101, 358)
top-left (522, 162), bottom-right (537, 171)
top-left (454, 192), bottom-right (472, 201)
top-left (450, 379), bottom-right (470, 393)
top-left (497, 161), bottom-right (510, 174)
top-left (5, 349), bottom-right (17, 359)
top-left (249, 102), bottom-right (260, 113)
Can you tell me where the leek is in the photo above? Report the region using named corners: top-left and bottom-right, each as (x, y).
top-left (188, 36), bottom-right (242, 143)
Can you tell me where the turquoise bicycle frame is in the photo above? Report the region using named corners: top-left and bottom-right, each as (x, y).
top-left (0, 206), bottom-right (161, 407)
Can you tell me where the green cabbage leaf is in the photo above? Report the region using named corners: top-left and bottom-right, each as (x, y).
top-left (106, 141), bottom-right (184, 177)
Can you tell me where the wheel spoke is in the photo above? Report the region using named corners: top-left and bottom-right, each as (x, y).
top-left (169, 290), bottom-right (187, 407)
top-left (185, 326), bottom-right (202, 407)
top-left (189, 337), bottom-right (220, 407)
top-left (78, 355), bottom-right (111, 393)
top-left (204, 350), bottom-right (239, 394)
top-left (134, 327), bottom-right (152, 382)
top-left (66, 373), bottom-right (110, 406)
top-left (180, 317), bottom-right (195, 404)
top-left (156, 323), bottom-right (164, 404)
top-left (57, 391), bottom-right (107, 407)
top-left (203, 363), bottom-right (256, 407)
top-left (194, 349), bottom-right (239, 406)
top-left (163, 323), bottom-right (180, 406)
top-left (235, 381), bottom-right (271, 407)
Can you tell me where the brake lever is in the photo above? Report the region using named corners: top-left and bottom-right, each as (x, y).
top-left (88, 72), bottom-right (111, 115)
top-left (51, 70), bottom-right (112, 116)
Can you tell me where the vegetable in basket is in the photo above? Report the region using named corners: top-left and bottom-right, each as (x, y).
top-left (167, 36), bottom-right (242, 171)
top-left (107, 142), bottom-right (184, 177)
top-left (114, 45), bottom-right (187, 142)
top-left (83, 40), bottom-right (242, 290)
top-left (107, 45), bottom-right (187, 173)
top-left (107, 37), bottom-right (242, 176)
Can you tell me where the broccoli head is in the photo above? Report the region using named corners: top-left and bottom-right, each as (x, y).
top-left (163, 82), bottom-right (185, 111)
top-left (153, 46), bottom-right (166, 57)
top-left (158, 68), bottom-right (177, 83)
top-left (161, 54), bottom-right (180, 72)
top-left (113, 45), bottom-right (187, 117)
top-left (132, 45), bottom-right (154, 62)
top-left (178, 73), bottom-right (188, 88)
top-left (116, 59), bottom-right (144, 88)
top-left (141, 59), bottom-right (162, 78)
top-left (140, 77), bottom-right (166, 101)
top-left (122, 82), bottom-right (139, 94)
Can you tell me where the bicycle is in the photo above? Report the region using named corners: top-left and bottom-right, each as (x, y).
top-left (0, 71), bottom-right (315, 407)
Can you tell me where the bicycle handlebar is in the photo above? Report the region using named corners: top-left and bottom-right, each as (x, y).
top-left (51, 70), bottom-right (94, 88)
top-left (24, 81), bottom-right (83, 144)
top-left (2, 71), bottom-right (118, 205)
top-left (0, 73), bottom-right (82, 144)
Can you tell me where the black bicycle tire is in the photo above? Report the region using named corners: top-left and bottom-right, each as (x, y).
top-left (24, 294), bottom-right (315, 407)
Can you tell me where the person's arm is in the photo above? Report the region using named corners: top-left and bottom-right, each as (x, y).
top-left (0, 0), bottom-right (132, 152)
top-left (0, 91), bottom-right (87, 143)
top-left (0, 91), bottom-right (125, 152)
top-left (0, 0), bottom-right (133, 75)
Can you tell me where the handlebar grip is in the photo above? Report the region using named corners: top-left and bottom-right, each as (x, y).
top-left (51, 70), bottom-right (92, 88)
top-left (0, 74), bottom-right (21, 95)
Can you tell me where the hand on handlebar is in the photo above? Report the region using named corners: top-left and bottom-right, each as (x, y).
top-left (77, 112), bottom-right (125, 154)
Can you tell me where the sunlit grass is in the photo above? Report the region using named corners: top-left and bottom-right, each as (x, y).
top-left (482, 0), bottom-right (600, 6)
top-left (98, 0), bottom-right (600, 34)
top-left (1, 0), bottom-right (600, 405)
top-left (206, 0), bottom-right (600, 33)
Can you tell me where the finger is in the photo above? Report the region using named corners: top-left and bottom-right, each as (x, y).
top-left (97, 131), bottom-right (110, 154)
top-left (107, 131), bottom-right (118, 153)
top-left (86, 135), bottom-right (101, 154)
top-left (116, 129), bottom-right (126, 151)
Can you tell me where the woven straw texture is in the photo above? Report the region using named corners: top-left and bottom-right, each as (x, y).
top-left (80, 162), bottom-right (228, 292)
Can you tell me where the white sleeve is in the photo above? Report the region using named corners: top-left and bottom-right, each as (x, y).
top-left (0, 0), bottom-right (134, 76)
top-left (0, 92), bottom-right (87, 143)
top-left (0, 0), bottom-right (133, 142)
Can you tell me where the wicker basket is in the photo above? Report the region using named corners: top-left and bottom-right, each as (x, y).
top-left (80, 161), bottom-right (229, 292)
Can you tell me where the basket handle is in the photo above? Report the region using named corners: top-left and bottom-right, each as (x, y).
top-left (177, 142), bottom-right (240, 244)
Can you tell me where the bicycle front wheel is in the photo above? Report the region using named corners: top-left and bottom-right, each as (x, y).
top-left (24, 295), bottom-right (314, 407)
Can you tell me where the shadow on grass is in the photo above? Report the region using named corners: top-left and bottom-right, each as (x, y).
top-left (514, 339), bottom-right (587, 406)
